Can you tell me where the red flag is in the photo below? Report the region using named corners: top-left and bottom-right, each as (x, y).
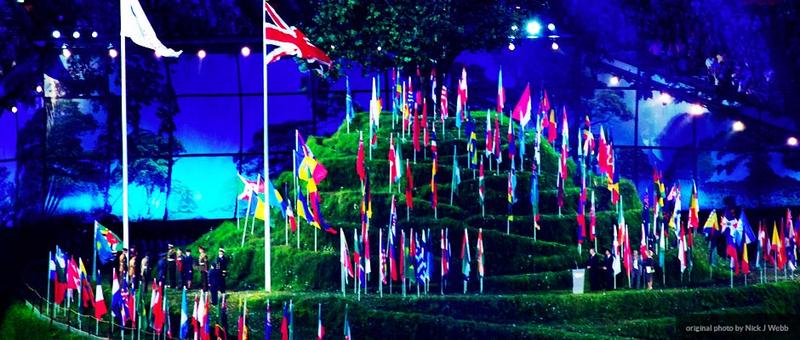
top-left (66, 257), bottom-right (80, 290)
top-left (547, 109), bottom-right (557, 143)
top-left (405, 160), bottom-right (414, 209)
top-left (497, 67), bottom-right (505, 113)
top-left (264, 2), bottom-right (331, 74)
top-left (388, 135), bottom-right (397, 184)
top-left (421, 97), bottom-right (428, 129)
top-left (597, 126), bottom-right (608, 174)
top-left (540, 88), bottom-right (551, 114)
top-left (413, 106), bottom-right (421, 152)
top-left (356, 132), bottom-right (365, 183)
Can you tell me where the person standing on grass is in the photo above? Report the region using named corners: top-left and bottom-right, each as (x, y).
top-left (586, 248), bottom-right (603, 291)
top-left (643, 250), bottom-right (655, 290)
top-left (183, 248), bottom-right (194, 289)
top-left (166, 244), bottom-right (177, 288)
top-left (198, 246), bottom-right (209, 290)
top-left (604, 249), bottom-right (615, 290)
top-left (631, 250), bottom-right (642, 289)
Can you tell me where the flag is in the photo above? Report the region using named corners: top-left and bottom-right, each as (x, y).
top-left (267, 179), bottom-right (289, 218)
top-left (264, 2), bottom-right (331, 74)
top-left (344, 305), bottom-right (352, 340)
top-left (413, 102), bottom-right (421, 152)
top-left (405, 159), bottom-right (414, 209)
top-left (723, 214), bottom-right (740, 274)
top-left (597, 126), bottom-right (608, 174)
top-left (280, 302), bottom-right (289, 340)
top-left (507, 116), bottom-right (516, 164)
top-left (739, 209), bottom-right (756, 245)
top-left (95, 221), bottom-right (122, 264)
top-left (310, 192), bottom-right (335, 234)
top-left (640, 223), bottom-right (648, 258)
top-left (94, 270), bottom-right (107, 319)
top-left (370, 77), bottom-right (381, 136)
top-left (477, 229), bottom-right (485, 278)
top-left (478, 159), bottom-right (485, 205)
top-left (511, 83), bottom-right (532, 128)
top-left (389, 200), bottom-right (398, 281)
top-left (264, 301), bottom-right (272, 340)
top-left (742, 242), bottom-right (750, 275)
top-left (356, 132), bottom-right (365, 183)
top-left (466, 116), bottom-right (479, 169)
top-left (289, 301), bottom-right (294, 340)
top-left (689, 180), bottom-right (700, 231)
top-left (296, 132), bottom-right (328, 184)
top-left (389, 135), bottom-right (397, 184)
top-left (497, 67), bottom-right (505, 114)
top-left (461, 228), bottom-right (471, 281)
top-left (340, 229), bottom-right (353, 280)
top-left (441, 229), bottom-right (451, 278)
top-left (237, 174), bottom-right (258, 201)
top-left (400, 230), bottom-right (406, 283)
top-left (380, 229), bottom-right (387, 285)
top-left (485, 111), bottom-right (494, 158)
top-left (111, 270), bottom-right (122, 324)
top-left (180, 287), bottom-right (189, 340)
top-left (703, 210), bottom-right (719, 238)
top-left (547, 108), bottom-right (557, 143)
top-left (345, 76), bottom-right (354, 125)
top-left (679, 224), bottom-right (688, 273)
top-left (493, 114), bottom-right (501, 164)
top-left (507, 159), bottom-right (517, 221)
top-left (452, 148), bottom-right (461, 189)
top-left (440, 83), bottom-right (449, 120)
top-left (589, 191), bottom-right (596, 241)
top-left (66, 256), bottom-right (80, 291)
top-left (254, 196), bottom-right (267, 221)
top-left (238, 300), bottom-right (248, 340)
top-left (772, 222), bottom-right (784, 270)
top-left (121, 0), bottom-right (182, 57)
top-left (317, 304), bottom-right (325, 340)
top-left (78, 259), bottom-right (94, 310)
top-left (431, 152), bottom-right (438, 210)
top-left (456, 66), bottom-right (468, 128)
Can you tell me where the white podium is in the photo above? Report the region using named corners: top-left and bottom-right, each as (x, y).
top-left (571, 269), bottom-right (585, 294)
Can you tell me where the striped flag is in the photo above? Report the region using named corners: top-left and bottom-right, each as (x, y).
top-left (477, 229), bottom-right (485, 278)
top-left (264, 2), bottom-right (331, 74)
top-left (461, 228), bottom-right (471, 281)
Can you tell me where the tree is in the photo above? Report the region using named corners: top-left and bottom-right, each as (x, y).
top-left (306, 0), bottom-right (522, 75)
top-left (581, 90), bottom-right (634, 126)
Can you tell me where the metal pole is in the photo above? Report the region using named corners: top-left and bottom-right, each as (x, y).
top-left (120, 0), bottom-right (130, 251)
top-left (263, 2), bottom-right (271, 292)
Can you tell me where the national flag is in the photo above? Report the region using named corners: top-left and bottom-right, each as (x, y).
top-left (703, 210), bottom-right (719, 237)
top-left (66, 256), bottom-right (80, 291)
top-left (739, 209), bottom-right (756, 245)
top-left (389, 199), bottom-right (398, 281)
top-left (280, 302), bottom-right (289, 340)
top-left (478, 159), bottom-right (485, 205)
top-left (689, 180), bottom-right (700, 230)
top-left (266, 179), bottom-right (290, 219)
top-left (238, 300), bottom-right (248, 340)
top-left (485, 110), bottom-right (494, 158)
top-left (589, 191), bottom-right (596, 241)
top-left (405, 159), bottom-right (414, 209)
top-left (356, 131), bottom-right (366, 184)
top-left (640, 223), bottom-right (648, 258)
top-left (354, 229), bottom-right (364, 287)
top-left (757, 222), bottom-right (766, 268)
top-left (559, 107), bottom-right (569, 183)
top-left (540, 88), bottom-right (551, 115)
top-left (440, 82), bottom-right (449, 120)
top-left (477, 229), bottom-right (485, 278)
top-left (723, 214), bottom-right (740, 274)
top-left (310, 191), bottom-right (336, 234)
top-left (461, 228), bottom-right (471, 281)
top-left (493, 114), bottom-right (502, 164)
top-left (78, 259), bottom-right (94, 311)
top-left (263, 301), bottom-right (271, 340)
top-left (456, 66), bottom-right (468, 128)
top-left (678, 224), bottom-right (688, 273)
top-left (111, 270), bottom-right (122, 324)
top-left (547, 108), bottom-right (557, 143)
top-left (400, 229), bottom-right (406, 283)
top-left (94, 270), bottom-right (107, 319)
top-left (296, 132), bottom-right (328, 184)
top-left (317, 304), bottom-right (325, 340)
top-left (597, 126), bottom-right (608, 175)
top-left (772, 222), bottom-right (784, 270)
top-left (511, 83), bottom-right (532, 128)
top-left (180, 287), bottom-right (189, 339)
top-left (237, 173), bottom-right (259, 201)
top-left (94, 221), bottom-right (123, 264)
top-left (345, 76), bottom-right (354, 125)
top-left (389, 135), bottom-right (397, 185)
top-left (507, 116), bottom-right (516, 164)
top-left (582, 116), bottom-right (595, 156)
top-left (430, 124), bottom-right (438, 156)
top-left (441, 229), bottom-right (450, 278)
top-left (452, 147), bottom-right (462, 189)
top-left (264, 2), bottom-right (331, 74)
top-left (507, 159), bottom-right (517, 221)
top-left (121, 0), bottom-right (182, 57)
top-left (497, 67), bottom-right (505, 114)
top-left (413, 101), bottom-right (421, 152)
top-left (742, 242), bottom-right (751, 275)
top-left (466, 116), bottom-right (479, 169)
top-left (431, 151), bottom-right (438, 210)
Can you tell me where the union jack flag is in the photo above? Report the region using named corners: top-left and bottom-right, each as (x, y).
top-left (265, 2), bottom-right (332, 74)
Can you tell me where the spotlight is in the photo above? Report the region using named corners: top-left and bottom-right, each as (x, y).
top-left (609, 75), bottom-right (620, 86)
top-left (787, 136), bottom-right (798, 147)
top-left (377, 46), bottom-right (382, 52)
top-left (62, 47), bottom-right (71, 58)
top-left (330, 45), bottom-right (335, 50)
top-left (35, 85), bottom-right (43, 93)
top-left (732, 121), bottom-right (745, 132)
top-left (72, 31), bottom-right (80, 39)
top-left (548, 23), bottom-right (556, 31)
top-left (11, 106), bottom-right (17, 113)
top-left (689, 104), bottom-right (706, 116)
top-left (197, 49), bottom-right (206, 59)
top-left (108, 48), bottom-right (118, 58)
top-left (551, 41), bottom-right (559, 50)
top-left (52, 30), bottom-right (61, 39)
top-left (240, 46), bottom-right (251, 57)
top-left (508, 42), bottom-right (516, 51)
top-left (659, 92), bottom-right (672, 105)
top-left (525, 20), bottom-right (542, 36)
top-left (511, 24), bottom-right (518, 31)
top-left (91, 31), bottom-right (98, 38)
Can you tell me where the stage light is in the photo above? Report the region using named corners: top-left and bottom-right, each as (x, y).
top-left (72, 31), bottom-right (80, 39)
top-left (11, 106), bottom-right (17, 113)
top-left (377, 46), bottom-right (382, 51)
top-left (52, 30), bottom-right (61, 38)
top-left (787, 137), bottom-right (798, 147)
top-left (511, 24), bottom-right (518, 31)
top-left (548, 23), bottom-right (556, 31)
top-left (508, 42), bottom-right (515, 51)
top-left (689, 104), bottom-right (706, 116)
top-left (525, 20), bottom-right (541, 36)
top-left (91, 31), bottom-right (98, 38)
top-left (35, 85), bottom-right (43, 93)
top-left (62, 47), bottom-right (71, 58)
top-left (659, 92), bottom-right (672, 105)
top-left (609, 75), bottom-right (620, 86)
top-left (551, 41), bottom-right (559, 50)
top-left (330, 45), bottom-right (335, 50)
top-left (732, 121), bottom-right (745, 132)
top-left (197, 49), bottom-right (206, 59)
top-left (108, 48), bottom-right (118, 58)
top-left (241, 46), bottom-right (251, 57)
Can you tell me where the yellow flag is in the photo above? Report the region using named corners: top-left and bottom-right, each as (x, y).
top-left (254, 196), bottom-right (266, 221)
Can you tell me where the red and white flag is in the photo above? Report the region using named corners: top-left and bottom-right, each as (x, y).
top-left (264, 2), bottom-right (331, 74)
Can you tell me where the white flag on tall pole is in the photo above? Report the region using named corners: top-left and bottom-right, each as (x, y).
top-left (121, 0), bottom-right (183, 57)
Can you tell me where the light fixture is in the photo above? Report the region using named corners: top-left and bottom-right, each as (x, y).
top-left (377, 46), bottom-right (382, 52)
top-left (72, 31), bottom-right (80, 39)
top-left (35, 85), bottom-right (43, 93)
top-left (548, 23), bottom-right (556, 31)
top-left (659, 92), bottom-right (672, 105)
top-left (511, 24), bottom-right (518, 31)
top-left (11, 106), bottom-right (17, 113)
top-left (197, 49), bottom-right (206, 59)
top-left (689, 104), bottom-right (706, 116)
top-left (551, 41), bottom-right (559, 50)
top-left (52, 30), bottom-right (61, 39)
top-left (330, 45), bottom-right (335, 50)
top-left (240, 46), bottom-right (251, 57)
top-left (508, 42), bottom-right (516, 51)
top-left (732, 121), bottom-right (745, 132)
top-left (787, 136), bottom-right (798, 147)
top-left (526, 20), bottom-right (542, 36)
top-left (108, 48), bottom-right (118, 58)
top-left (91, 31), bottom-right (98, 38)
top-left (609, 76), bottom-right (620, 86)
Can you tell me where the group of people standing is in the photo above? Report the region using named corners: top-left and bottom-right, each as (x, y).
top-left (116, 244), bottom-right (230, 304)
top-left (586, 248), bottom-right (655, 291)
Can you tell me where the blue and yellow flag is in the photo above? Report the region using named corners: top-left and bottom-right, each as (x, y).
top-left (94, 221), bottom-right (122, 264)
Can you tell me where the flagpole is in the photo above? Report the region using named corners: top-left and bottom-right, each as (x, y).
top-left (263, 2), bottom-right (271, 293)
top-left (389, 134), bottom-right (394, 193)
top-left (450, 145), bottom-right (456, 206)
top-left (92, 222), bottom-right (97, 283)
top-left (120, 0), bottom-right (130, 253)
top-left (250, 174), bottom-right (261, 236)
top-left (46, 251), bottom-right (51, 316)
top-left (293, 150), bottom-right (300, 249)
top-left (379, 228), bottom-right (383, 297)
top-left (284, 183), bottom-right (289, 246)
